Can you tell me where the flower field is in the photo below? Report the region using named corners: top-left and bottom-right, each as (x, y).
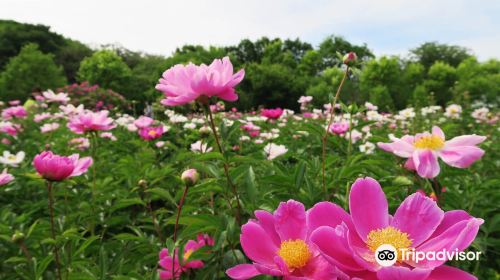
top-left (0, 56), bottom-right (499, 280)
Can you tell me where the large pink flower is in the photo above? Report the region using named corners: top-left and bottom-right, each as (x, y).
top-left (33, 151), bottom-right (93, 181)
top-left (134, 116), bottom-right (154, 128)
top-left (2, 106), bottom-right (27, 120)
top-left (226, 200), bottom-right (346, 280)
top-left (138, 126), bottom-right (164, 141)
top-left (158, 234), bottom-right (214, 279)
top-left (377, 126), bottom-right (486, 178)
top-left (260, 108), bottom-right (284, 120)
top-left (67, 110), bottom-right (116, 134)
top-left (310, 177), bottom-right (482, 279)
top-left (156, 56), bottom-right (245, 106)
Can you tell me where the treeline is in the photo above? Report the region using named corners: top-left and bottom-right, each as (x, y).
top-left (0, 19), bottom-right (499, 111)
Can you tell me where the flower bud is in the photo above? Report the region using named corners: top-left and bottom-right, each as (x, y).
top-left (181, 169), bottom-right (199, 186)
top-left (138, 179), bottom-right (148, 188)
top-left (11, 231), bottom-right (25, 243)
top-left (342, 52), bottom-right (357, 66)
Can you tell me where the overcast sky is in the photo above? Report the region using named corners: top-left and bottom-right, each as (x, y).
top-left (1, 0), bottom-right (499, 60)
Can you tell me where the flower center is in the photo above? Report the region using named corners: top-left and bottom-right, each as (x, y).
top-left (8, 155), bottom-right (16, 161)
top-left (367, 226), bottom-right (412, 261)
top-left (148, 130), bottom-right (158, 137)
top-left (414, 135), bottom-right (444, 150)
top-left (184, 249), bottom-right (193, 260)
top-left (277, 239), bottom-right (312, 269)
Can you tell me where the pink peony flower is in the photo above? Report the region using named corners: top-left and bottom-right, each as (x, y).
top-left (2, 106), bottom-right (27, 120)
top-left (0, 121), bottom-right (19, 136)
top-left (69, 138), bottom-right (90, 151)
top-left (33, 151), bottom-right (93, 181)
top-left (158, 234), bottom-right (214, 279)
top-left (42, 90), bottom-right (70, 103)
top-left (156, 57), bottom-right (245, 106)
top-left (260, 108), bottom-right (283, 120)
top-left (34, 113), bottom-right (52, 123)
top-left (226, 200), bottom-right (347, 279)
top-left (8, 100), bottom-right (20, 106)
top-left (40, 122), bottom-right (60, 133)
top-left (377, 126), bottom-right (486, 178)
top-left (67, 110), bottom-right (116, 134)
top-left (134, 116), bottom-right (154, 128)
top-left (139, 126), bottom-right (164, 141)
top-left (310, 177), bottom-right (482, 279)
top-left (329, 121), bottom-right (349, 135)
top-left (0, 169), bottom-right (14, 185)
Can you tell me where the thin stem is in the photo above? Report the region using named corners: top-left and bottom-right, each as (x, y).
top-left (172, 183), bottom-right (189, 277)
top-left (17, 240), bottom-right (32, 261)
top-left (206, 108), bottom-right (242, 225)
top-left (321, 66), bottom-right (349, 198)
top-left (431, 178), bottom-right (442, 205)
top-left (142, 185), bottom-right (163, 243)
top-left (47, 181), bottom-right (62, 280)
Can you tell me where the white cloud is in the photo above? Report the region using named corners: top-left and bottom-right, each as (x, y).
top-left (0, 0), bottom-right (498, 59)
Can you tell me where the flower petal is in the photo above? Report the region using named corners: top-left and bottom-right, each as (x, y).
top-left (307, 201), bottom-right (354, 236)
top-left (240, 221), bottom-right (278, 265)
top-left (377, 266), bottom-right (432, 280)
top-left (391, 192), bottom-right (444, 247)
top-left (226, 264), bottom-right (261, 280)
top-left (439, 146), bottom-right (485, 168)
top-left (413, 150), bottom-right (440, 178)
top-left (349, 177), bottom-right (389, 241)
top-left (428, 265), bottom-right (477, 280)
top-left (273, 200), bottom-right (307, 241)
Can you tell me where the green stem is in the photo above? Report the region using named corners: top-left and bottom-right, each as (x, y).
top-left (47, 181), bottom-right (62, 280)
top-left (321, 66), bottom-right (350, 198)
top-left (205, 107), bottom-right (242, 225)
top-left (172, 183), bottom-right (189, 276)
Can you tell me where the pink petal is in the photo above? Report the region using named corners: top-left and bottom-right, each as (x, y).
top-left (377, 138), bottom-right (415, 158)
top-left (310, 225), bottom-right (365, 271)
top-left (413, 150), bottom-right (440, 178)
top-left (240, 221), bottom-right (278, 265)
top-left (391, 192), bottom-right (444, 247)
top-left (349, 177), bottom-right (389, 241)
top-left (226, 264), bottom-right (261, 280)
top-left (439, 146), bottom-right (485, 168)
top-left (254, 210), bottom-right (281, 246)
top-left (445, 135), bottom-right (486, 147)
top-left (429, 210), bottom-right (471, 239)
top-left (413, 218), bottom-right (483, 268)
top-left (377, 266), bottom-right (432, 280)
top-left (432, 126), bottom-right (445, 140)
top-left (71, 156), bottom-right (93, 177)
top-left (307, 201), bottom-right (354, 237)
top-left (273, 200), bottom-right (307, 241)
top-left (428, 265), bottom-right (477, 280)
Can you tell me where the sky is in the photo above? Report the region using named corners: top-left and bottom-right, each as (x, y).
top-left (1, 0), bottom-right (499, 60)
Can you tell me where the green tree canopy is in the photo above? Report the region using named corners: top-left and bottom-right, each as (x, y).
top-left (0, 43), bottom-right (66, 101)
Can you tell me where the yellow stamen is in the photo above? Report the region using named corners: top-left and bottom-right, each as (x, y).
top-left (414, 135), bottom-right (444, 150)
top-left (367, 226), bottom-right (412, 261)
top-left (184, 249), bottom-right (193, 260)
top-left (148, 130), bottom-right (158, 137)
top-left (277, 239), bottom-right (312, 269)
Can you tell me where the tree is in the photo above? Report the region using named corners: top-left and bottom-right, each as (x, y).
top-left (423, 61), bottom-right (457, 106)
top-left (410, 42), bottom-right (471, 69)
top-left (454, 57), bottom-right (500, 104)
top-left (360, 56), bottom-right (407, 109)
top-left (0, 43), bottom-right (66, 101)
top-left (77, 50), bottom-right (132, 98)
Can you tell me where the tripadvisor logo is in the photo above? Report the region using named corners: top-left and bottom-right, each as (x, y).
top-left (374, 244), bottom-right (482, 267)
top-left (375, 244), bottom-right (397, 267)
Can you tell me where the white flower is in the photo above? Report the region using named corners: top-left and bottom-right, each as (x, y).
top-left (254, 139), bottom-right (264, 144)
top-left (398, 108), bottom-right (416, 119)
top-left (40, 122), bottom-right (60, 133)
top-left (59, 104), bottom-right (84, 115)
top-left (264, 143), bottom-right (288, 160)
top-left (223, 119), bottom-right (234, 127)
top-left (239, 136), bottom-right (250, 141)
top-left (156, 141), bottom-right (165, 148)
top-left (164, 110), bottom-right (176, 117)
top-left (43, 90), bottom-right (70, 103)
top-left (471, 107), bottom-right (489, 122)
top-left (0, 151), bottom-right (25, 167)
top-left (298, 96), bottom-right (313, 104)
top-left (169, 114), bottom-right (188, 123)
top-left (444, 104), bottom-right (462, 119)
top-left (191, 141), bottom-right (212, 153)
top-left (359, 142), bottom-right (375, 154)
top-left (364, 102), bottom-right (378, 111)
top-left (345, 129), bottom-right (363, 144)
top-left (191, 118), bottom-right (205, 124)
top-left (183, 123), bottom-right (197, 129)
